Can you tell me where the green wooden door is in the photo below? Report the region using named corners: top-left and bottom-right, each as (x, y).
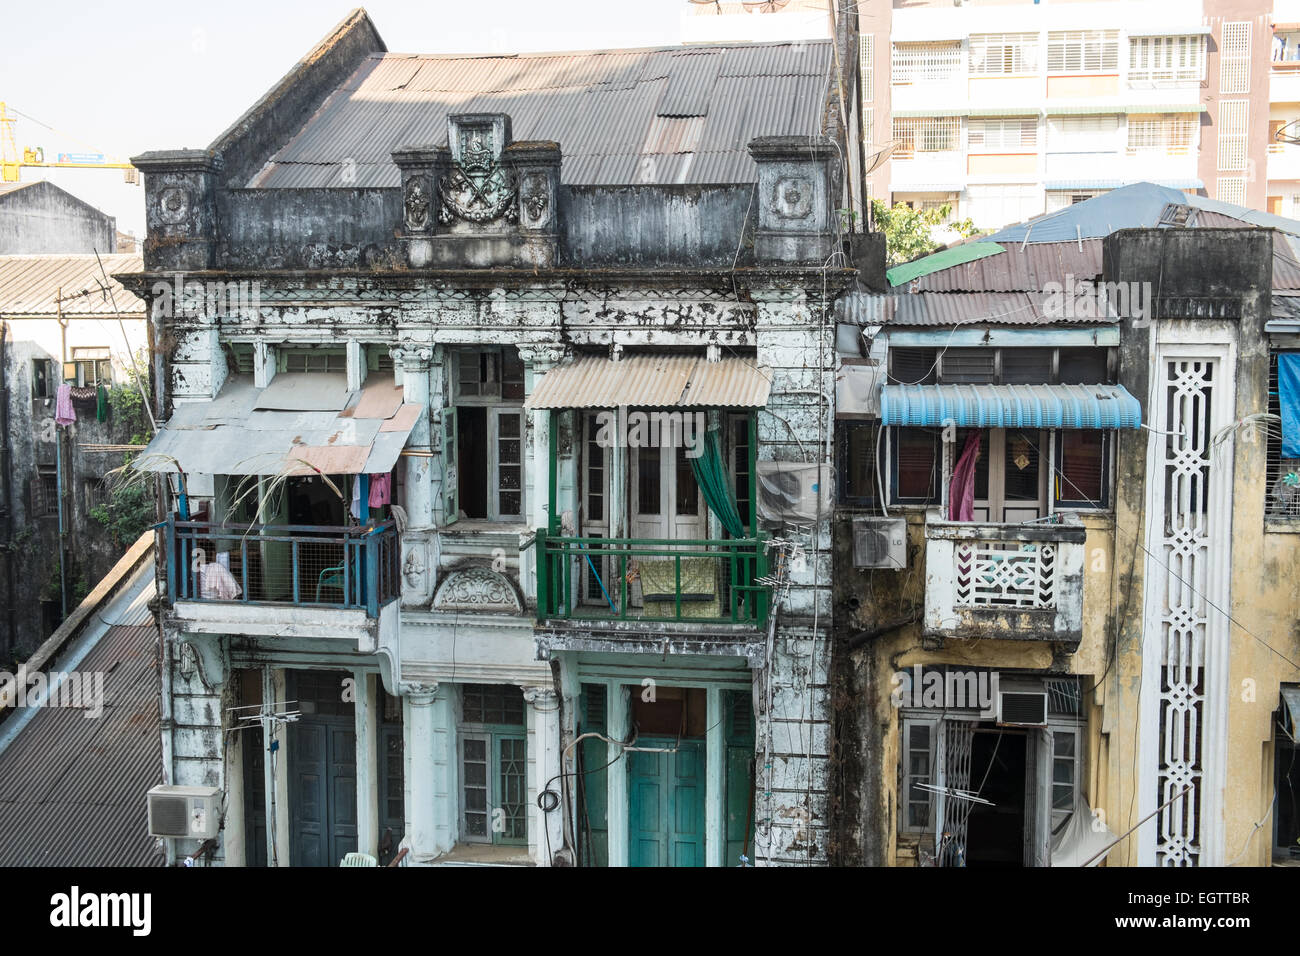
top-left (628, 737), bottom-right (706, 867)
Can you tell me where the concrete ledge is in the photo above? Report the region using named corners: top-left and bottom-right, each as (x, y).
top-left (171, 600), bottom-right (373, 641)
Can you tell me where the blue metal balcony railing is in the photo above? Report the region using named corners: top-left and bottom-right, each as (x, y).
top-left (164, 518), bottom-right (400, 617)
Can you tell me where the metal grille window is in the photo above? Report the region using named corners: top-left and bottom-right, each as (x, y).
top-left (837, 420), bottom-right (880, 508)
top-left (462, 684), bottom-right (525, 725)
top-left (1266, 350), bottom-right (1300, 518)
top-left (892, 116), bottom-right (960, 158)
top-left (1047, 115), bottom-right (1120, 153)
top-left (967, 118), bottom-right (1037, 151)
top-left (892, 41), bottom-right (962, 84)
top-left (861, 33), bottom-right (874, 101)
top-left (31, 467), bottom-right (58, 518)
top-left (1217, 100), bottom-right (1249, 171)
top-left (70, 347), bottom-right (112, 387)
top-left (969, 33), bottom-right (1038, 76)
top-left (1216, 176), bottom-right (1247, 205)
top-left (1047, 30), bottom-right (1118, 74)
top-left (901, 717), bottom-right (936, 832)
top-left (1046, 189), bottom-right (1107, 212)
top-left (939, 348), bottom-right (996, 383)
top-left (1220, 21), bottom-right (1252, 93)
top-left (1126, 114), bottom-right (1197, 155)
top-left (1128, 35), bottom-right (1205, 84)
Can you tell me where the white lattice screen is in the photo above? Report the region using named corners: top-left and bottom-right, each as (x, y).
top-left (891, 42), bottom-right (962, 85)
top-left (1217, 100), bottom-right (1249, 171)
top-left (1128, 35), bottom-right (1205, 84)
top-left (1220, 21), bottom-right (1251, 94)
top-left (954, 540), bottom-right (1057, 609)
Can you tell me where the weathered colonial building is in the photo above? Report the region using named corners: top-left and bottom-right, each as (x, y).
top-left (129, 9), bottom-right (875, 866)
top-left (831, 184), bottom-right (1300, 867)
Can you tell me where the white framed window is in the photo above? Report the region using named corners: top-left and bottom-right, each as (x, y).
top-left (969, 33), bottom-right (1038, 76)
top-left (1047, 115), bottom-right (1120, 153)
top-left (1128, 35), bottom-right (1205, 85)
top-left (69, 347), bottom-right (112, 387)
top-left (446, 347), bottom-right (527, 523)
top-left (860, 33), bottom-right (874, 102)
top-left (967, 118), bottom-right (1037, 151)
top-left (1217, 100), bottom-right (1249, 171)
top-left (1220, 21), bottom-right (1251, 93)
top-left (1045, 189), bottom-right (1107, 212)
top-left (892, 41), bottom-right (962, 85)
top-left (892, 116), bottom-right (961, 158)
top-left (1050, 727), bottom-right (1079, 833)
top-left (1126, 114), bottom-right (1198, 155)
top-left (900, 716), bottom-right (938, 833)
top-left (459, 684), bottom-right (528, 846)
top-left (1047, 30), bottom-right (1118, 75)
top-left (1217, 175), bottom-right (1247, 205)
top-left (964, 183), bottom-right (1041, 230)
top-left (489, 408), bottom-right (525, 521)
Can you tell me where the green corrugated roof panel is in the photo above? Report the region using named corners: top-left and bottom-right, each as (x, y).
top-left (886, 242), bottom-right (1005, 287)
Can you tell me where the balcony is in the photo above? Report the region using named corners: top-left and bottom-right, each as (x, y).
top-left (1270, 142), bottom-right (1300, 183)
top-left (163, 518), bottom-right (401, 644)
top-left (533, 532), bottom-right (771, 651)
top-left (922, 513), bottom-right (1085, 649)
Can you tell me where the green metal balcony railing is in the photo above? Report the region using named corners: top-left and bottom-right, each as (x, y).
top-left (535, 531), bottom-right (770, 628)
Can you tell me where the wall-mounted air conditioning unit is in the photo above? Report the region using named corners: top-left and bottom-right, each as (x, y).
top-left (756, 462), bottom-right (830, 525)
top-left (997, 691), bottom-right (1048, 728)
top-left (851, 516), bottom-right (907, 569)
top-left (147, 784), bottom-right (222, 839)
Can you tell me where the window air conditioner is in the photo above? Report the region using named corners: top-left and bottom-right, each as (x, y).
top-left (851, 516), bottom-right (907, 569)
top-left (147, 784), bottom-right (223, 839)
top-left (997, 691), bottom-right (1048, 727)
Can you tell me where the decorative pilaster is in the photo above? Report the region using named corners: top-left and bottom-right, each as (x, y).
top-left (518, 344), bottom-right (565, 599)
top-left (403, 682), bottom-right (454, 862)
top-left (394, 346), bottom-right (435, 607)
top-left (523, 685), bottom-right (565, 866)
top-left (131, 149), bottom-right (223, 273)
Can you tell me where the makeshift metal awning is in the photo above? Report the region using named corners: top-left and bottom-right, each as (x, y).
top-left (880, 383), bottom-right (1142, 429)
top-left (525, 354), bottom-right (771, 410)
top-left (133, 373), bottom-right (422, 476)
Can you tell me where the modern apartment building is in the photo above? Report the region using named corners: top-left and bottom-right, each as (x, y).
top-left (853, 0), bottom-right (1297, 230)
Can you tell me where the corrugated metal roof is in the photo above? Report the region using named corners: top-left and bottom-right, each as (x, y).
top-left (906, 241), bottom-right (1105, 292)
top-left (841, 291), bottom-right (1114, 328)
top-left (0, 254), bottom-right (144, 317)
top-left (252, 41), bottom-right (833, 188)
top-left (526, 354), bottom-right (771, 409)
top-left (136, 374), bottom-right (421, 476)
top-left (881, 383), bottom-right (1142, 429)
top-left (0, 560), bottom-right (163, 867)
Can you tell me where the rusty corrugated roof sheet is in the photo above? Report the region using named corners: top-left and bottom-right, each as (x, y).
top-left (526, 353), bottom-right (771, 409)
top-left (907, 241), bottom-right (1104, 293)
top-left (0, 254), bottom-right (144, 316)
top-left (840, 291), bottom-right (1112, 328)
top-left (252, 40), bottom-right (833, 188)
top-left (0, 562), bottom-right (163, 867)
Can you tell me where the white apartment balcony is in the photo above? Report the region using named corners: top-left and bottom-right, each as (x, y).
top-left (1273, 63), bottom-right (1300, 105)
top-left (890, 151), bottom-right (965, 193)
top-left (922, 512), bottom-right (1086, 649)
top-left (1269, 141), bottom-right (1300, 184)
top-left (1118, 148), bottom-right (1200, 186)
top-left (891, 79), bottom-right (968, 115)
top-left (1043, 151), bottom-right (1127, 183)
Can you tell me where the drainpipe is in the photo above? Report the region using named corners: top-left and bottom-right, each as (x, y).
top-left (0, 322), bottom-right (14, 663)
top-left (55, 291), bottom-right (69, 620)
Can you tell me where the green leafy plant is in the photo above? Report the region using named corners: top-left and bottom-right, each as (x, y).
top-left (90, 357), bottom-right (155, 547)
top-left (871, 199), bottom-right (979, 267)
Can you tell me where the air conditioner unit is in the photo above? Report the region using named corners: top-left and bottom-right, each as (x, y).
top-left (997, 691), bottom-right (1048, 727)
top-left (851, 516), bottom-right (907, 569)
top-left (147, 784), bottom-right (222, 839)
top-left (756, 462), bottom-right (830, 525)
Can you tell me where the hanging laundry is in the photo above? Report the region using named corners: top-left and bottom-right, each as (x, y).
top-left (350, 474), bottom-right (363, 521)
top-left (948, 430), bottom-right (981, 522)
top-left (55, 384), bottom-right (76, 426)
top-left (1281, 353), bottom-right (1300, 457)
top-left (368, 472), bottom-right (392, 507)
top-left (96, 383), bottom-right (108, 422)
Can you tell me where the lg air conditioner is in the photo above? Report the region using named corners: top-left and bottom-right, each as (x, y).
top-left (851, 516), bottom-right (907, 569)
top-left (147, 784), bottom-right (222, 839)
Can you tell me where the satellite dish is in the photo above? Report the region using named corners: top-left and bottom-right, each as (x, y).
top-left (743, 0), bottom-right (792, 12)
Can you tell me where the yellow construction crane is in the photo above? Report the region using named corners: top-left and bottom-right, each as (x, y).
top-left (1, 101), bottom-right (137, 183)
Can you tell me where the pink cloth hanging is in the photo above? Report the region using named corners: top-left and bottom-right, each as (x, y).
top-left (948, 431), bottom-right (981, 522)
top-left (368, 472), bottom-right (392, 507)
top-left (55, 384), bottom-right (76, 426)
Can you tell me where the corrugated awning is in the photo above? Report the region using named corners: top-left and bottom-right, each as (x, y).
top-left (525, 355), bottom-right (771, 409)
top-left (133, 374), bottom-right (422, 476)
top-left (880, 383), bottom-right (1142, 429)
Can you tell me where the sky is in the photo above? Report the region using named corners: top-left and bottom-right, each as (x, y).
top-left (0, 0), bottom-right (691, 237)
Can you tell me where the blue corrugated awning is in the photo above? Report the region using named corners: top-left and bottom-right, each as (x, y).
top-left (880, 384), bottom-right (1142, 429)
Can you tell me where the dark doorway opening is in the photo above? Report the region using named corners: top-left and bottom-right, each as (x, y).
top-left (964, 728), bottom-right (1026, 867)
top-left (458, 406), bottom-right (487, 519)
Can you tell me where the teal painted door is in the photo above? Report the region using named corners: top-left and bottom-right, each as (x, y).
top-left (289, 718), bottom-right (358, 867)
top-left (628, 737), bottom-right (706, 867)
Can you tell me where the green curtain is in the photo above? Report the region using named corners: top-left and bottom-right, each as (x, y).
top-left (95, 384), bottom-right (108, 422)
top-left (689, 427), bottom-right (746, 539)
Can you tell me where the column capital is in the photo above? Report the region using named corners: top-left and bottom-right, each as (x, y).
top-left (516, 343), bottom-right (564, 370)
top-left (522, 684), bottom-right (559, 709)
top-left (399, 680), bottom-right (440, 704)
top-left (392, 345), bottom-right (433, 371)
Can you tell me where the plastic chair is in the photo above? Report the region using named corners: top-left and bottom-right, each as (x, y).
top-left (340, 852), bottom-right (377, 867)
top-left (316, 565), bottom-right (345, 602)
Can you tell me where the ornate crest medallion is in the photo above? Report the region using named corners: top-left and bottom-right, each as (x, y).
top-left (439, 127), bottom-right (518, 224)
